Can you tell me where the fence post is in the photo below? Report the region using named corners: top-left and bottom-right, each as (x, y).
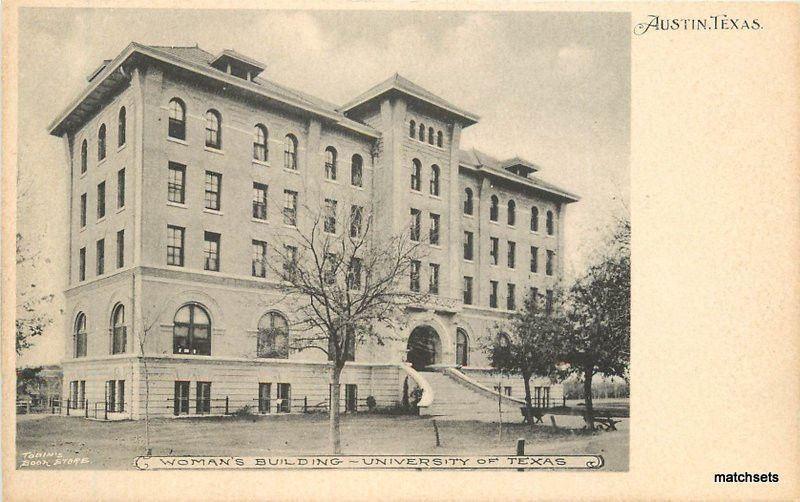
top-left (304, 396), bottom-right (308, 413)
top-left (85, 402), bottom-right (89, 418)
top-left (66, 401), bottom-right (70, 416)
top-left (104, 403), bottom-right (108, 421)
top-left (433, 419), bottom-right (441, 447)
top-left (516, 438), bottom-right (525, 471)
top-left (563, 395), bottom-right (566, 407)
top-left (225, 396), bottom-right (229, 415)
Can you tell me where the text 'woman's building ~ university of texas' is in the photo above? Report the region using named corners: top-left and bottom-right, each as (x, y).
top-left (48, 43), bottom-right (578, 419)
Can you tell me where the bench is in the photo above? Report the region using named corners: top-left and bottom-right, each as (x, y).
top-left (592, 415), bottom-right (622, 431)
top-left (520, 406), bottom-right (544, 424)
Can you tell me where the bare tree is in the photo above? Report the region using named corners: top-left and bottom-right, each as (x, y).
top-left (16, 233), bottom-right (54, 354)
top-left (265, 202), bottom-right (427, 454)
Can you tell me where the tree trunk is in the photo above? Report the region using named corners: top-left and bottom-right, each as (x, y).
top-left (522, 372), bottom-right (534, 426)
top-left (583, 368), bottom-right (594, 430)
top-left (329, 364), bottom-right (343, 454)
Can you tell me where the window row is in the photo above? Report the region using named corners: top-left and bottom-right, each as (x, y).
top-left (324, 147), bottom-right (365, 187)
top-left (79, 169), bottom-right (125, 227)
top-left (72, 303), bottom-right (127, 358)
top-left (461, 278), bottom-right (554, 313)
top-left (462, 233), bottom-right (556, 275)
top-left (463, 189), bottom-right (557, 235)
top-left (79, 107), bottom-right (126, 174)
top-left (77, 230), bottom-right (125, 282)
top-left (408, 119), bottom-right (444, 148)
top-left (409, 209), bottom-right (441, 245)
top-left (409, 260), bottom-right (441, 295)
top-left (410, 159), bottom-right (441, 196)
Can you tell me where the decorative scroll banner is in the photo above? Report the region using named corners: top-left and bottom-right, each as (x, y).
top-left (134, 455), bottom-right (603, 470)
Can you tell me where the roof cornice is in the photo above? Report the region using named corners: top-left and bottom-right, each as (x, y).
top-left (49, 42), bottom-right (380, 139)
top-left (459, 163), bottom-right (580, 203)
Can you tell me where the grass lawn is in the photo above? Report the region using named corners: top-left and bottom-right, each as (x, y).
top-left (16, 413), bottom-right (628, 471)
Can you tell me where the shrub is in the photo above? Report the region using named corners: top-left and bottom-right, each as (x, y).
top-left (366, 396), bottom-right (377, 411)
top-left (231, 405), bottom-right (253, 417)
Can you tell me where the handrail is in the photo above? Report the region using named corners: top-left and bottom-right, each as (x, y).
top-left (446, 367), bottom-right (527, 406)
top-left (399, 362), bottom-right (434, 409)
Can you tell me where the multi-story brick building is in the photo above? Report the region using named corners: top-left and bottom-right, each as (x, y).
top-left (48, 43), bottom-right (578, 419)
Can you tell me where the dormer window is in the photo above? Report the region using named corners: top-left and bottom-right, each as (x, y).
top-left (210, 50), bottom-right (266, 82)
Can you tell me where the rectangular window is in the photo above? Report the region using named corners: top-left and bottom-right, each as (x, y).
top-left (324, 253), bottom-right (337, 285)
top-left (78, 380), bottom-right (86, 407)
top-left (196, 382), bottom-right (211, 414)
top-left (204, 171), bottom-right (222, 211)
top-left (347, 257), bottom-right (362, 290)
top-left (258, 383), bottom-right (271, 414)
top-left (324, 199), bottom-right (337, 234)
top-left (80, 193), bottom-right (87, 228)
top-left (283, 245), bottom-right (298, 280)
top-left (252, 240), bottom-right (267, 278)
top-left (97, 181), bottom-right (106, 219)
top-left (345, 384), bottom-right (358, 413)
top-left (283, 190), bottom-right (298, 226)
top-left (410, 260), bottom-right (421, 292)
top-left (166, 225), bottom-right (185, 266)
top-left (504, 386), bottom-right (512, 397)
top-left (75, 329), bottom-right (87, 358)
top-left (490, 237), bottom-right (499, 265)
top-left (530, 287), bottom-right (539, 310)
top-left (546, 250), bottom-right (555, 276)
top-left (508, 241), bottom-right (516, 268)
top-left (105, 380), bottom-right (116, 413)
top-left (277, 383), bottom-right (291, 413)
top-left (410, 208), bottom-right (421, 242)
top-left (252, 182), bottom-right (268, 220)
top-left (78, 247), bottom-right (86, 281)
top-left (116, 230), bottom-right (124, 268)
top-left (350, 205), bottom-right (363, 238)
top-left (429, 263), bottom-right (440, 295)
top-left (463, 231), bottom-right (474, 260)
top-left (530, 246), bottom-right (539, 273)
top-left (204, 232), bottom-right (220, 271)
top-left (69, 381), bottom-right (78, 407)
top-left (96, 239), bottom-right (105, 276)
top-left (489, 280), bottom-right (498, 308)
top-left (174, 381), bottom-right (190, 416)
top-left (507, 283), bottom-right (516, 310)
top-left (546, 289), bottom-right (554, 316)
top-left (117, 168), bottom-right (125, 209)
top-left (463, 276), bottom-right (473, 305)
top-left (167, 162), bottom-right (186, 204)
top-left (429, 213), bottom-right (440, 245)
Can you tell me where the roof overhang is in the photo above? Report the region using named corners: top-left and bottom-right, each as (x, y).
top-left (459, 162), bottom-right (580, 204)
top-left (342, 79), bottom-right (480, 127)
top-left (499, 157), bottom-right (540, 177)
top-left (49, 42), bottom-right (380, 140)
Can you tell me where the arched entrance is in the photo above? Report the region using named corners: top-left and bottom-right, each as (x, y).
top-left (406, 325), bottom-right (441, 371)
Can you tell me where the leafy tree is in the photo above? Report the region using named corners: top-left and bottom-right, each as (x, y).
top-left (561, 218), bottom-right (630, 428)
top-left (16, 366), bottom-right (45, 398)
top-left (267, 204), bottom-right (425, 453)
top-left (16, 233), bottom-right (54, 354)
top-left (485, 289), bottom-right (565, 424)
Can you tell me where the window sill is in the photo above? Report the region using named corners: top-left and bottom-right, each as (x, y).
top-left (409, 189), bottom-right (423, 196)
top-left (251, 217), bottom-right (269, 224)
top-left (79, 171), bottom-right (87, 180)
top-left (252, 159), bottom-right (270, 167)
top-left (283, 168), bottom-right (300, 176)
top-left (323, 178), bottom-right (340, 185)
top-left (116, 206), bottom-right (125, 214)
top-left (97, 158), bottom-right (107, 168)
top-left (489, 220), bottom-right (500, 226)
top-left (350, 184), bottom-right (365, 191)
top-left (203, 208), bottom-right (224, 216)
top-left (204, 146), bottom-right (225, 155)
top-left (429, 194), bottom-right (442, 201)
top-left (530, 230), bottom-right (540, 235)
top-left (96, 216), bottom-right (107, 224)
top-left (117, 143), bottom-right (127, 153)
top-left (166, 201), bottom-right (188, 209)
top-left (282, 224), bottom-right (298, 230)
top-left (463, 213), bottom-right (474, 219)
top-left (430, 244), bottom-right (442, 249)
top-left (79, 226), bottom-right (86, 233)
top-left (463, 258), bottom-right (474, 263)
top-left (167, 136), bottom-right (188, 146)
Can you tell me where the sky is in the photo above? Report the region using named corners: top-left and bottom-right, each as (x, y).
top-left (16, 8), bottom-right (629, 366)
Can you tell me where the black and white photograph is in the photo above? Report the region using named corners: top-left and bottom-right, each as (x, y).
top-left (12, 7), bottom-right (631, 472)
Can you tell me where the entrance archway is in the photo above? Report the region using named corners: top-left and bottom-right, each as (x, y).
top-left (406, 325), bottom-right (441, 371)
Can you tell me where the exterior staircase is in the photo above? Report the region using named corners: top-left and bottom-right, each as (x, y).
top-left (421, 370), bottom-right (520, 422)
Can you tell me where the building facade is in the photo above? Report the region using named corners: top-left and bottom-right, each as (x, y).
top-left (49, 44), bottom-right (578, 419)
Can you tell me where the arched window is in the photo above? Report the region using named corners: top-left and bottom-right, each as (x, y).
top-left (497, 332), bottom-right (511, 348)
top-left (507, 200), bottom-right (516, 226)
top-left (118, 107), bottom-right (126, 147)
top-left (74, 313), bottom-right (87, 358)
top-left (205, 110), bottom-right (222, 149)
top-left (111, 304), bottom-right (126, 354)
top-left (418, 123), bottom-right (425, 141)
top-left (173, 303), bottom-right (211, 356)
top-left (409, 120), bottom-right (416, 138)
top-left (463, 188), bottom-right (473, 215)
top-left (97, 124), bottom-right (106, 161)
top-left (324, 146), bottom-right (337, 180)
top-left (490, 195), bottom-right (499, 221)
top-left (80, 140), bottom-right (88, 174)
top-left (430, 165), bottom-right (440, 196)
top-left (546, 210), bottom-right (555, 235)
top-left (284, 134), bottom-right (298, 170)
top-left (253, 124), bottom-right (268, 161)
top-left (168, 98), bottom-right (186, 140)
top-left (456, 329), bottom-right (469, 366)
top-left (531, 206), bottom-right (539, 232)
top-left (257, 311), bottom-right (289, 359)
top-left (428, 127), bottom-right (435, 145)
top-left (437, 130), bottom-right (443, 148)
top-left (351, 154), bottom-right (363, 187)
top-left (410, 158), bottom-right (422, 191)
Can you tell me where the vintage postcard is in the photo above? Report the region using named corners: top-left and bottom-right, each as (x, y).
top-left (2, 2), bottom-right (797, 501)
